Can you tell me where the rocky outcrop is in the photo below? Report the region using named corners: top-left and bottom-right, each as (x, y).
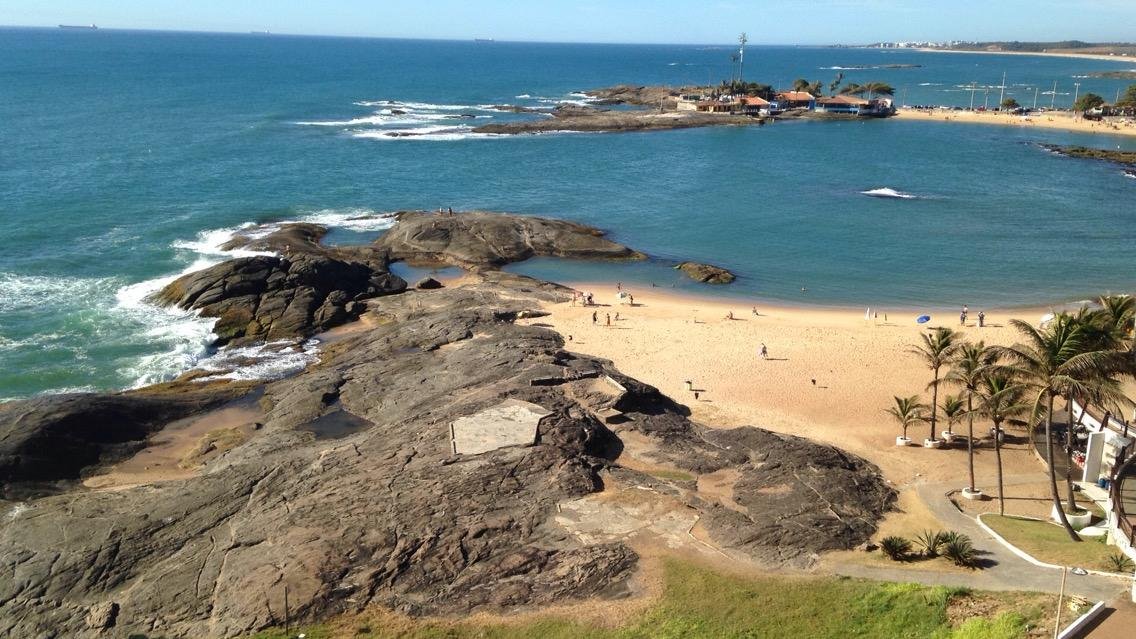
top-left (474, 110), bottom-right (759, 135)
top-left (374, 211), bottom-right (646, 269)
top-left (1041, 144), bottom-right (1136, 166)
top-left (415, 277), bottom-right (444, 289)
top-left (0, 383), bottom-right (251, 497)
top-left (153, 242), bottom-right (406, 346)
top-left (0, 274), bottom-right (894, 638)
top-left (675, 261), bottom-right (737, 284)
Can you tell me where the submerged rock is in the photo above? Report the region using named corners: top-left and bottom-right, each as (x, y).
top-left (675, 261), bottom-right (737, 284)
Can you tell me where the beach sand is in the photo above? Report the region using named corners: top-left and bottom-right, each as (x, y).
top-left (897, 107), bottom-right (1136, 138)
top-left (524, 283), bottom-right (1051, 491)
top-left (914, 47), bottom-right (1136, 64)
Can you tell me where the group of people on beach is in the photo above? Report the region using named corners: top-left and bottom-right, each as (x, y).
top-left (960, 305), bottom-right (986, 327)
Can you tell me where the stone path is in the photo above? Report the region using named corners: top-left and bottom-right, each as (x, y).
top-left (832, 480), bottom-right (1129, 602)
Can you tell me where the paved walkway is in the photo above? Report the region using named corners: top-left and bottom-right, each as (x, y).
top-left (833, 480), bottom-right (1129, 602)
top-left (1085, 598), bottom-right (1136, 638)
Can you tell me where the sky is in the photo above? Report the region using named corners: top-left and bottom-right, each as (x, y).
top-left (4, 0), bottom-right (1136, 45)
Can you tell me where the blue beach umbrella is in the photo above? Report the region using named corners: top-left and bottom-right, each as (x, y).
top-left (916, 315), bottom-right (931, 324)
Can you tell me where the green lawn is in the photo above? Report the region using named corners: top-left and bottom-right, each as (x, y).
top-left (983, 514), bottom-right (1120, 571)
top-left (250, 558), bottom-right (1053, 639)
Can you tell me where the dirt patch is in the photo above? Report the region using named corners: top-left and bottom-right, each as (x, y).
top-left (697, 468), bottom-right (747, 513)
top-left (83, 395), bottom-right (263, 490)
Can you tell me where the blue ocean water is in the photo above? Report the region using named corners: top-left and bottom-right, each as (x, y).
top-left (2, 28), bottom-right (1135, 399)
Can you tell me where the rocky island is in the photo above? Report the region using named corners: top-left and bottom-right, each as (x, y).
top-left (0, 211), bottom-right (892, 638)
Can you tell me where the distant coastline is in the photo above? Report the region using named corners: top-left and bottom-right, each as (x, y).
top-left (910, 47), bottom-right (1136, 63)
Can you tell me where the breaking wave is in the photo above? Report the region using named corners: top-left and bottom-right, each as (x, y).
top-left (861, 187), bottom-right (921, 200)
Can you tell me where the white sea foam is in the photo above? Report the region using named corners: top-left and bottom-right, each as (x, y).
top-left (111, 208), bottom-right (393, 388)
top-left (193, 339), bottom-right (321, 382)
top-left (515, 93), bottom-right (532, 99)
top-left (861, 187), bottom-right (920, 200)
top-left (0, 273), bottom-right (117, 314)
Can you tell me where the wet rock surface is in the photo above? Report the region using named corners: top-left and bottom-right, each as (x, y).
top-left (375, 210), bottom-right (647, 269)
top-left (675, 261), bottom-right (737, 284)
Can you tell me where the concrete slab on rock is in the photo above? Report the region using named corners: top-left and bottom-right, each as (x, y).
top-left (451, 399), bottom-right (551, 455)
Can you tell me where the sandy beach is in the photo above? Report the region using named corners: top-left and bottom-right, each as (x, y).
top-left (524, 284), bottom-right (1052, 489)
top-left (914, 47), bottom-right (1136, 63)
top-left (897, 107), bottom-right (1136, 137)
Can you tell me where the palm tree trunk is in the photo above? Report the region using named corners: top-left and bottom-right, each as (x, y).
top-left (929, 369), bottom-right (940, 442)
top-left (966, 393), bottom-right (976, 491)
top-left (1046, 395), bottom-right (1081, 541)
top-left (1065, 400), bottom-right (1079, 513)
top-left (994, 418), bottom-right (1005, 516)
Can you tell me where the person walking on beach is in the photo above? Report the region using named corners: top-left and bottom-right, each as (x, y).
top-left (592, 311), bottom-right (597, 325)
top-left (959, 311), bottom-right (966, 326)
top-left (628, 294), bottom-right (634, 306)
top-left (759, 343), bottom-right (768, 360)
top-left (605, 313), bottom-right (611, 326)
top-left (978, 311), bottom-right (985, 328)
top-left (614, 312), bottom-right (620, 321)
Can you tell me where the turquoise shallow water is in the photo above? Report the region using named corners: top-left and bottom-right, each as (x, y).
top-left (2, 28), bottom-right (1135, 399)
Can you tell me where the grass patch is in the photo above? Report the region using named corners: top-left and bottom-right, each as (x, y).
top-left (984, 514), bottom-right (1120, 571)
top-left (646, 469), bottom-right (695, 482)
top-left (248, 558), bottom-right (1053, 639)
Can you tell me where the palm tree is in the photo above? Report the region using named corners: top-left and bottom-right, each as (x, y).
top-left (999, 315), bottom-right (1118, 541)
top-left (887, 395), bottom-right (927, 442)
top-left (975, 372), bottom-right (1030, 515)
top-left (839, 83), bottom-right (865, 95)
top-left (909, 327), bottom-right (961, 445)
top-left (941, 394), bottom-right (966, 438)
top-left (945, 341), bottom-right (998, 494)
top-left (791, 78), bottom-right (810, 92)
top-left (863, 82), bottom-right (896, 98)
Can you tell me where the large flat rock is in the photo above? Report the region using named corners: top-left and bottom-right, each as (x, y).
top-left (451, 399), bottom-right (550, 455)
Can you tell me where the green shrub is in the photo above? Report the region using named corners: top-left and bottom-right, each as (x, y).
top-left (880, 536), bottom-right (912, 561)
top-left (916, 529), bottom-right (947, 558)
top-left (943, 533), bottom-right (977, 568)
top-left (1104, 552), bottom-right (1135, 573)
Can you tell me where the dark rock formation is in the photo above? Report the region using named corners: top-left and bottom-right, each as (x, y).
top-left (0, 383), bottom-right (251, 497)
top-left (0, 275), bottom-right (893, 638)
top-left (473, 110), bottom-right (759, 135)
top-left (415, 277), bottom-right (444, 290)
top-left (374, 211), bottom-right (646, 269)
top-left (1041, 144), bottom-right (1136, 166)
top-left (675, 261), bottom-right (737, 284)
top-left (153, 254), bottom-right (405, 346)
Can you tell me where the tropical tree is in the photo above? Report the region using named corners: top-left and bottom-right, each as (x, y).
top-left (909, 327), bottom-right (962, 444)
top-left (998, 315), bottom-right (1118, 541)
top-left (975, 372), bottom-right (1030, 515)
top-left (1001, 97), bottom-right (1020, 110)
top-left (887, 395), bottom-right (927, 442)
top-left (840, 83), bottom-right (865, 95)
top-left (1073, 93), bottom-right (1105, 112)
top-left (792, 78), bottom-right (810, 92)
top-left (828, 71), bottom-right (845, 95)
top-left (941, 394), bottom-right (966, 437)
top-left (945, 341), bottom-right (998, 494)
top-left (863, 82), bottom-right (895, 98)
top-left (1118, 84), bottom-right (1136, 107)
